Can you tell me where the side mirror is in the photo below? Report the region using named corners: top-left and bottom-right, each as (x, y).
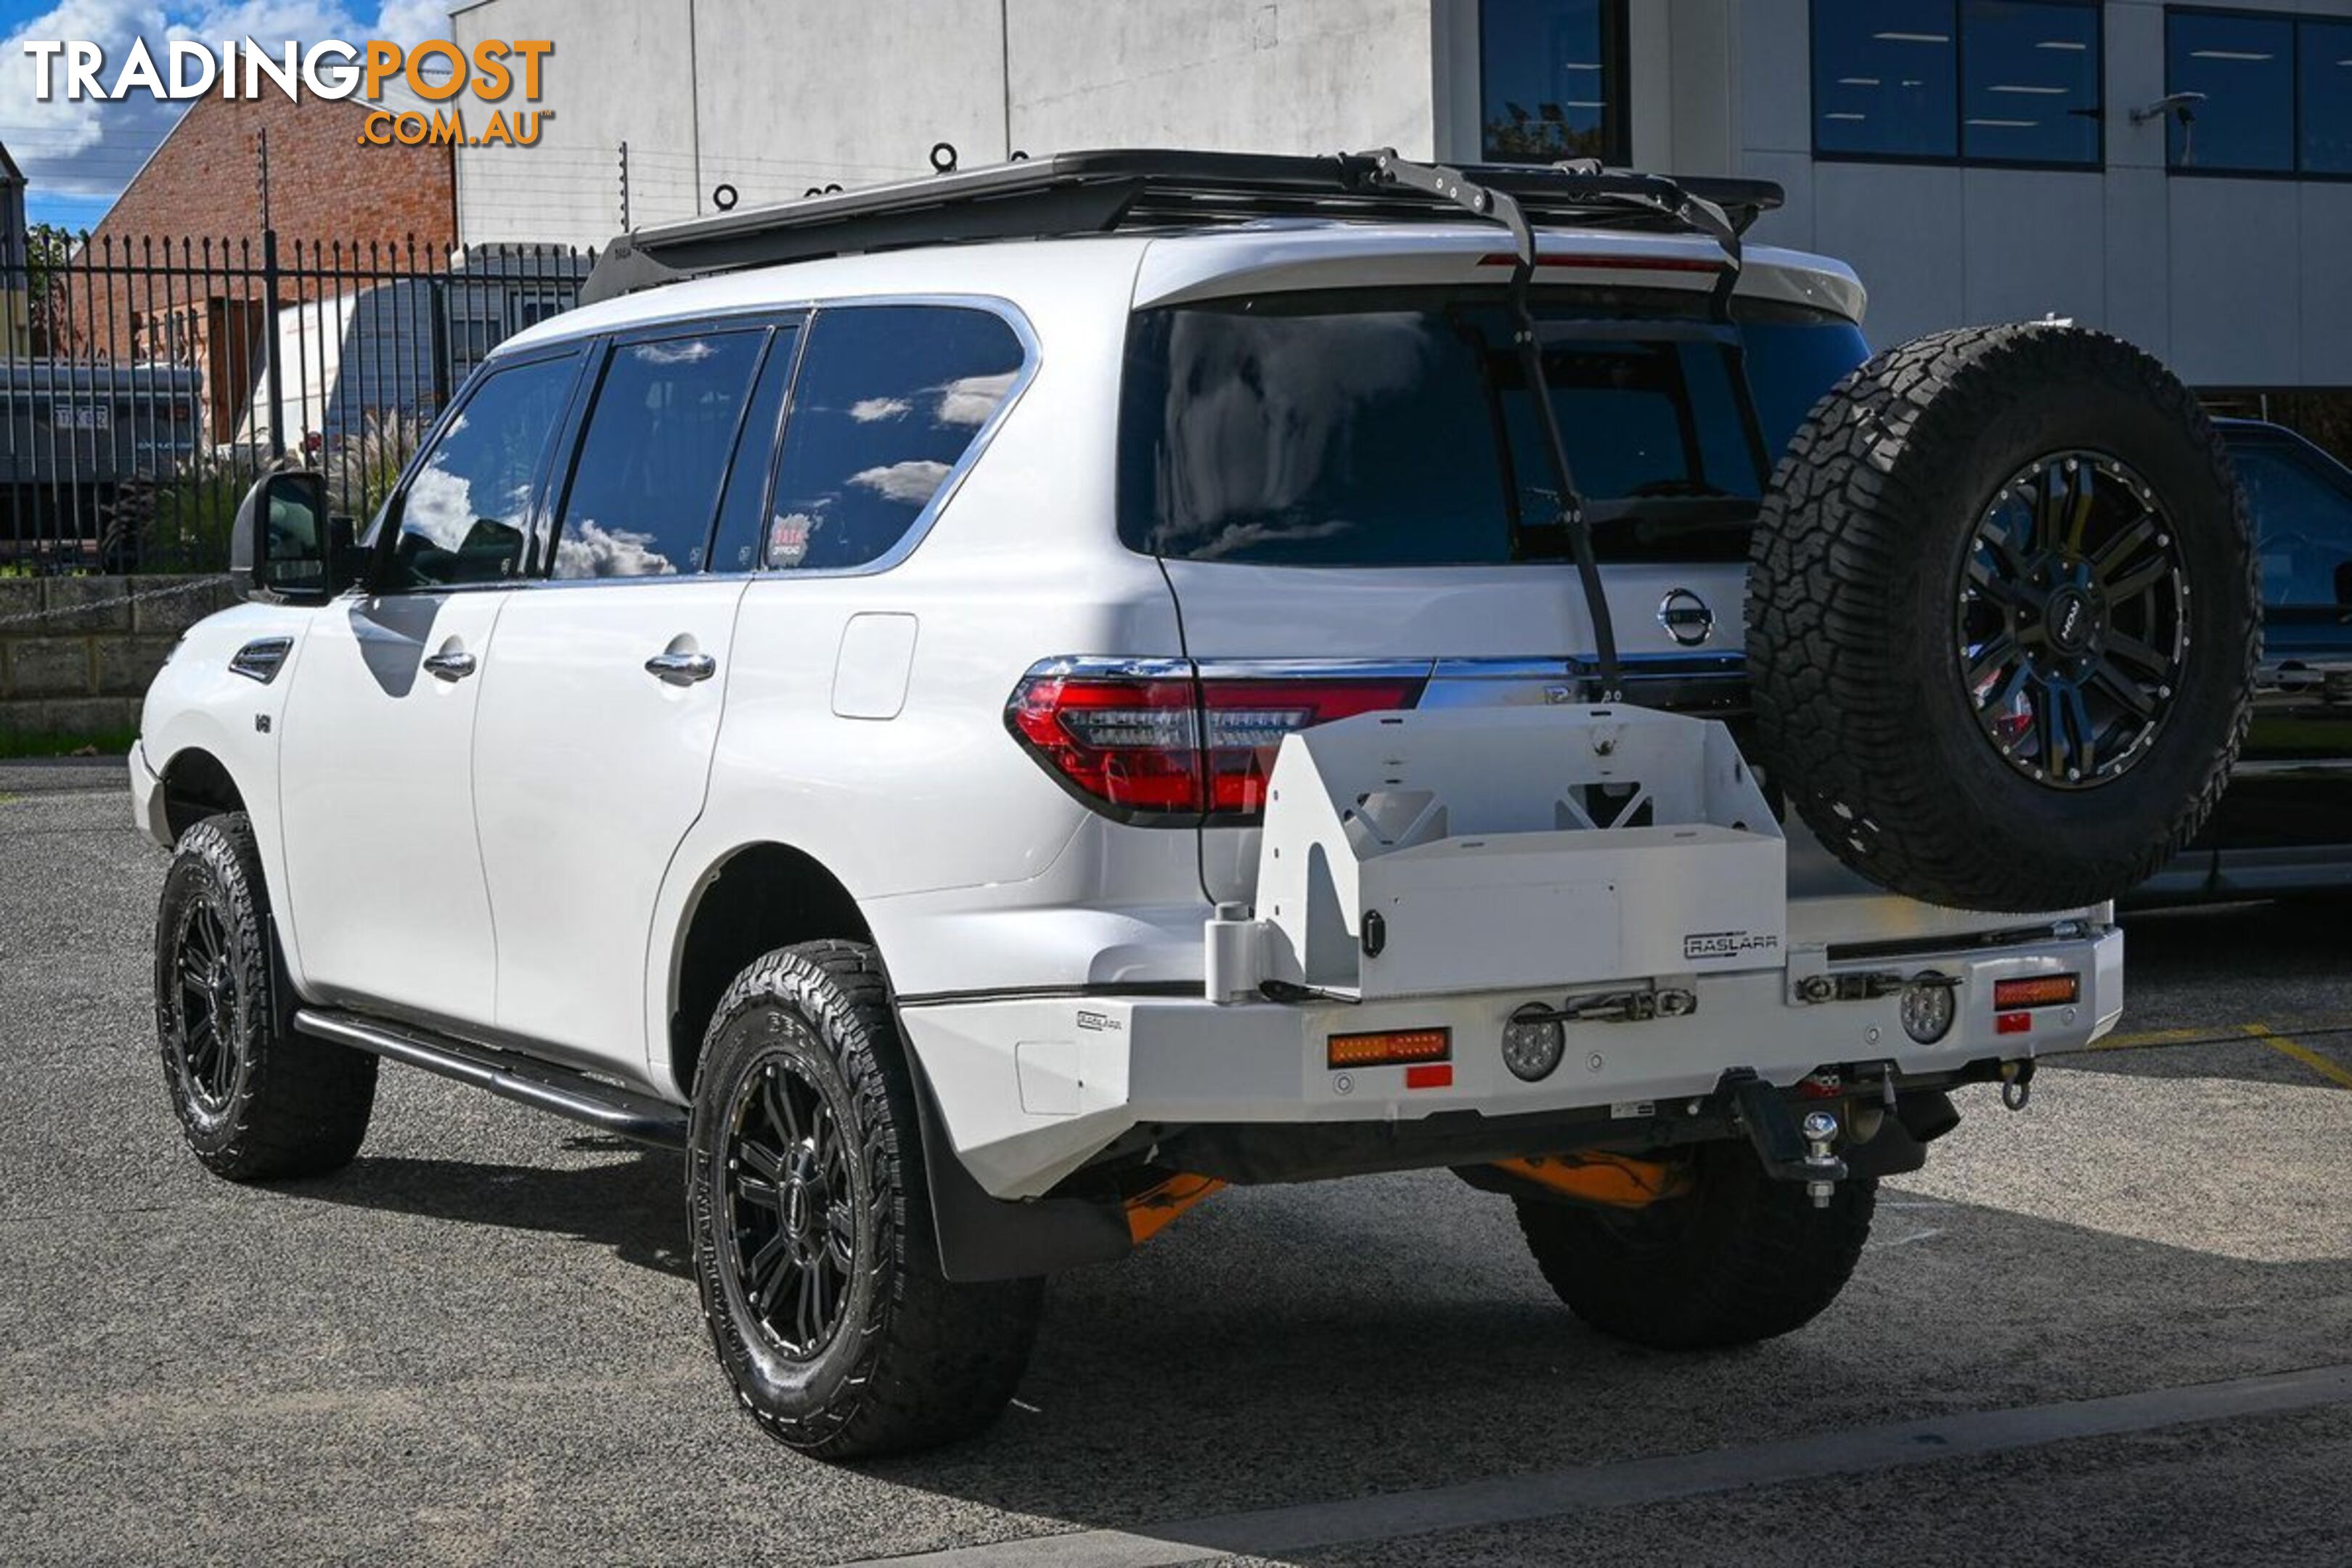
top-left (229, 472), bottom-right (349, 603)
top-left (2336, 560), bottom-right (2352, 610)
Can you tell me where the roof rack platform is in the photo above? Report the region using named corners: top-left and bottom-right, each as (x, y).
top-left (582, 148), bottom-right (1784, 303)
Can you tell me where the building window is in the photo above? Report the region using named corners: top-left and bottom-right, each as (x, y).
top-left (1812, 0), bottom-right (2103, 168)
top-left (2166, 9), bottom-right (2295, 173)
top-left (2306, 22), bottom-right (2352, 177)
top-left (2167, 11), bottom-right (2352, 179)
top-left (1479, 0), bottom-right (1630, 165)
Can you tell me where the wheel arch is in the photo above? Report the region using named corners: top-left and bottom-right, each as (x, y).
top-left (663, 840), bottom-right (875, 1099)
top-left (157, 744), bottom-right (247, 844)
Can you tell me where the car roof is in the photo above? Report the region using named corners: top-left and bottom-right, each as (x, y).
top-left (501, 221), bottom-right (1866, 359)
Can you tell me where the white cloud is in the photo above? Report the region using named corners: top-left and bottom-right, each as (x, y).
top-left (555, 517), bottom-right (682, 578)
top-left (934, 371), bottom-right (1015, 428)
top-left (396, 458), bottom-right (473, 549)
top-left (635, 337), bottom-right (716, 366)
top-left (847, 459), bottom-right (951, 507)
top-left (849, 396), bottom-right (909, 424)
top-left (1, 1), bottom-right (452, 213)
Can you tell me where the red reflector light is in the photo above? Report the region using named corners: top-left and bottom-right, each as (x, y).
top-left (1328, 1029), bottom-right (1452, 1070)
top-left (1996, 1011), bottom-right (2033, 1036)
top-left (1008, 664), bottom-right (1426, 825)
top-left (1993, 975), bottom-right (2081, 1010)
top-left (1404, 1063), bottom-right (1455, 1090)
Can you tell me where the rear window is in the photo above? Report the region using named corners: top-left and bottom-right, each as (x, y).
top-left (1117, 286), bottom-right (1869, 565)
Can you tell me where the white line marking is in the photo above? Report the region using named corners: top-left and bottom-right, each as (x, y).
top-left (837, 1364), bottom-right (2352, 1567)
top-left (1869, 1227), bottom-right (1946, 1251)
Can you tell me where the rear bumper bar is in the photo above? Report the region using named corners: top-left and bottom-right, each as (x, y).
top-left (898, 924), bottom-right (2121, 1199)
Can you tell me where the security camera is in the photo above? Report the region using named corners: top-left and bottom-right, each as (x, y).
top-left (2131, 91), bottom-right (2206, 126)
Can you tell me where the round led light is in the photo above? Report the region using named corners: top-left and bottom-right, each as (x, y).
top-left (1899, 977), bottom-right (1957, 1045)
top-left (1501, 1005), bottom-right (1567, 1082)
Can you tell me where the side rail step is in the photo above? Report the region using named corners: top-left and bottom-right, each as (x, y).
top-left (293, 1008), bottom-right (690, 1148)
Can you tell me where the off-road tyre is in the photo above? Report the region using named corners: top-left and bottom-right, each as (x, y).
top-left (153, 813), bottom-right (377, 1180)
top-left (687, 940), bottom-right (1042, 1459)
top-left (1747, 324), bottom-right (2258, 912)
top-left (1516, 1142), bottom-right (1875, 1350)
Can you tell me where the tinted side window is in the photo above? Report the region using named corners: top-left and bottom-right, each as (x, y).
top-left (552, 330), bottom-right (767, 579)
top-left (767, 306), bottom-right (1025, 571)
top-left (709, 326), bottom-right (800, 576)
top-left (391, 352), bottom-right (579, 589)
top-left (2236, 446), bottom-right (2352, 608)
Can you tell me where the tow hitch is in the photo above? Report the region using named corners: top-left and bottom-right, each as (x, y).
top-left (1727, 1071), bottom-right (1848, 1209)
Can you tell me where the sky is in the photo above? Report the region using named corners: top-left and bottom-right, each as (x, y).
top-left (0, 0), bottom-right (452, 229)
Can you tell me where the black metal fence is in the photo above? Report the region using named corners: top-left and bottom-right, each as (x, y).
top-left (1, 231), bottom-right (594, 573)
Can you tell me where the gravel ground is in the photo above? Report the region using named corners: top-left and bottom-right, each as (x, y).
top-left (2, 779), bottom-right (2348, 1566)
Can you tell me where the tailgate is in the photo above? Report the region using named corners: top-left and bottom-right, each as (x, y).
top-left (1172, 558), bottom-right (1749, 906)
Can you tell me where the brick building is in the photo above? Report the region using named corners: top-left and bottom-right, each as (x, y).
top-left (68, 86), bottom-right (455, 443)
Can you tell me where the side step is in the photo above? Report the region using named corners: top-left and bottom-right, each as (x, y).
top-left (293, 1008), bottom-right (690, 1148)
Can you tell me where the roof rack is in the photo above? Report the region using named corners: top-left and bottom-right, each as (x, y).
top-left (580, 147), bottom-right (1784, 304)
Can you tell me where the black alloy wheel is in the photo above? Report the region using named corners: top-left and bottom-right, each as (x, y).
top-left (1959, 451), bottom-right (2189, 790)
top-left (166, 895), bottom-right (244, 1119)
top-left (722, 1053), bottom-right (859, 1360)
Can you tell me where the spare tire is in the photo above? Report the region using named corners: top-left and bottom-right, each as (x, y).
top-left (1747, 324), bottom-right (2256, 912)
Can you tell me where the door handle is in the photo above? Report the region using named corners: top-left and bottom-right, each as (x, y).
top-left (422, 649), bottom-right (478, 682)
top-left (645, 650), bottom-right (718, 686)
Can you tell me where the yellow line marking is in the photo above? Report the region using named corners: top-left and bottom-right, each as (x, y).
top-left (2094, 1015), bottom-right (2352, 1054)
top-left (2241, 1024), bottom-right (2352, 1091)
top-left (2094, 1025), bottom-right (2219, 1051)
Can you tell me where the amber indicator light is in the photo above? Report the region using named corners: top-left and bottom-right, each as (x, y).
top-left (1993, 975), bottom-right (2081, 1010)
top-left (1327, 1028), bottom-right (1452, 1070)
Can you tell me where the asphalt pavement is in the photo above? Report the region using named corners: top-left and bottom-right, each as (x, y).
top-left (4, 767), bottom-right (2349, 1567)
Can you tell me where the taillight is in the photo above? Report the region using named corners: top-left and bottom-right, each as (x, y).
top-left (1005, 660), bottom-right (1426, 825)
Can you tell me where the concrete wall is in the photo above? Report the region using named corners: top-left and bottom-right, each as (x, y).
top-left (1007, 0), bottom-right (1435, 161)
top-left (454, 0), bottom-right (2348, 390)
top-left (0, 576), bottom-right (237, 740)
top-left (1646, 0), bottom-right (2352, 385)
top-left (454, 0), bottom-right (1438, 249)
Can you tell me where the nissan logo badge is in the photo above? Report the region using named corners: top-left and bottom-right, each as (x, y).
top-left (1657, 588), bottom-right (1714, 648)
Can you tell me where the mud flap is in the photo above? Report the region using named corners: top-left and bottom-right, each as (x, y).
top-left (903, 1048), bottom-right (1133, 1281)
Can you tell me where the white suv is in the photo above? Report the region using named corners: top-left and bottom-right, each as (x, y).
top-left (132, 151), bottom-right (2256, 1459)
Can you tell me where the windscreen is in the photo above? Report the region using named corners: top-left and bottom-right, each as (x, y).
top-left (1118, 286), bottom-right (1870, 566)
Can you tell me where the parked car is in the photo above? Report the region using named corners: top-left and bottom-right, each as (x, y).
top-left (130, 151), bottom-right (2256, 1460)
top-left (2137, 419), bottom-right (2352, 900)
top-left (0, 362), bottom-right (202, 569)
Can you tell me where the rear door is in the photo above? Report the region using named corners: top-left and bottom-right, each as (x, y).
top-left (472, 319), bottom-right (796, 1074)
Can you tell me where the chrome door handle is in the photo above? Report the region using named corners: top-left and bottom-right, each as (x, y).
top-left (422, 649), bottom-right (478, 682)
top-left (645, 650), bottom-right (718, 686)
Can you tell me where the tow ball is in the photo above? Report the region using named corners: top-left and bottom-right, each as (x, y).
top-left (1725, 1071), bottom-right (1849, 1209)
top-left (1799, 1110), bottom-right (1842, 1209)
